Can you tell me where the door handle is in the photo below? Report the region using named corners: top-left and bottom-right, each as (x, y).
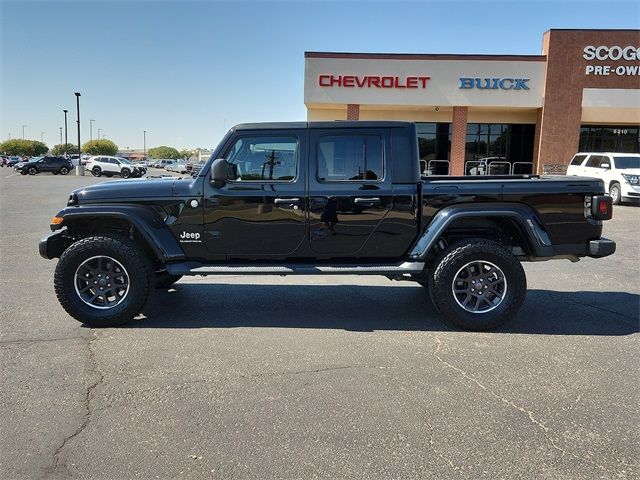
top-left (354, 197), bottom-right (381, 206)
top-left (274, 198), bottom-right (300, 205)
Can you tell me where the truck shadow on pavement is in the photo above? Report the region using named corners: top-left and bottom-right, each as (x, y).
top-left (122, 284), bottom-right (640, 336)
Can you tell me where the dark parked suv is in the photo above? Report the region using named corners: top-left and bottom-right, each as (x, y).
top-left (16, 156), bottom-right (73, 175)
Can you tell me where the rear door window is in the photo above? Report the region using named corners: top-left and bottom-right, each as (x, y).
top-left (586, 155), bottom-right (604, 168)
top-left (317, 135), bottom-right (383, 182)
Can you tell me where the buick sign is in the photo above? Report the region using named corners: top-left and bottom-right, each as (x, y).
top-left (459, 77), bottom-right (530, 90)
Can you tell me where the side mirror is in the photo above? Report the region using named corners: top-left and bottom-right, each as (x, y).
top-left (600, 163), bottom-right (610, 169)
top-left (210, 158), bottom-right (228, 187)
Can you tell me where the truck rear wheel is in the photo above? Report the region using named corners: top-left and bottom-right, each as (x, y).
top-left (428, 239), bottom-right (526, 330)
top-left (54, 235), bottom-right (154, 327)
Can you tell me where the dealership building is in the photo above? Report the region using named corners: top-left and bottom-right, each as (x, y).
top-left (304, 29), bottom-right (640, 175)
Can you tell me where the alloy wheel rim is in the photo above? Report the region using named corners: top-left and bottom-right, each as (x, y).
top-left (451, 260), bottom-right (507, 314)
top-left (74, 255), bottom-right (130, 309)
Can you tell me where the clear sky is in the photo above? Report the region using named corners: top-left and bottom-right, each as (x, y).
top-left (1, 0), bottom-right (638, 151)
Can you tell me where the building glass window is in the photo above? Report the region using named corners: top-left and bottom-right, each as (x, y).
top-left (465, 123), bottom-right (535, 164)
top-left (579, 126), bottom-right (640, 153)
top-left (416, 123), bottom-right (451, 175)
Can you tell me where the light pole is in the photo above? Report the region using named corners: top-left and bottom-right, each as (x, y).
top-left (63, 110), bottom-right (68, 155)
top-left (143, 130), bottom-right (146, 160)
top-left (59, 127), bottom-right (63, 146)
top-left (41, 131), bottom-right (45, 142)
top-left (90, 119), bottom-right (95, 142)
top-left (22, 125), bottom-right (27, 139)
top-left (74, 92), bottom-right (81, 162)
top-left (97, 128), bottom-right (101, 139)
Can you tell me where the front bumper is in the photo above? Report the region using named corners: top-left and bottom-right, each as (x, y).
top-left (39, 229), bottom-right (72, 259)
top-left (588, 238), bottom-right (616, 258)
top-left (621, 182), bottom-right (640, 199)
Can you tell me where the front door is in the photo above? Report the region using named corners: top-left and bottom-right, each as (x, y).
top-left (308, 128), bottom-right (393, 257)
top-left (203, 130), bottom-right (307, 260)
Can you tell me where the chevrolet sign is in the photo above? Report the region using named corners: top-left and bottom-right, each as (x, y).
top-left (459, 78), bottom-right (530, 90)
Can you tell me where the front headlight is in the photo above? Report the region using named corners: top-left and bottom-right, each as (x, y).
top-left (621, 174), bottom-right (640, 185)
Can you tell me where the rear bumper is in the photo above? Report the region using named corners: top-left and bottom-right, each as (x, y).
top-left (588, 238), bottom-right (616, 258)
top-left (533, 237), bottom-right (616, 260)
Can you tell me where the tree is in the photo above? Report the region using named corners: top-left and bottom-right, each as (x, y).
top-left (179, 149), bottom-right (193, 161)
top-left (148, 146), bottom-right (181, 160)
top-left (51, 143), bottom-right (80, 156)
top-left (0, 139), bottom-right (48, 157)
top-left (82, 139), bottom-right (118, 156)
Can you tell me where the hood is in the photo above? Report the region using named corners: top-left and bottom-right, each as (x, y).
top-left (73, 177), bottom-right (176, 202)
top-left (619, 168), bottom-right (640, 176)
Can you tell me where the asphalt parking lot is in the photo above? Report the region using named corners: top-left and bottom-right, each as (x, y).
top-left (0, 168), bottom-right (638, 480)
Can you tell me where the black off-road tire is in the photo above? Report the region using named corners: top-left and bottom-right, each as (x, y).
top-left (92, 167), bottom-right (102, 177)
top-left (60, 166), bottom-right (69, 175)
top-left (610, 182), bottom-right (621, 205)
top-left (428, 239), bottom-right (526, 331)
top-left (28, 167), bottom-right (37, 175)
top-left (121, 168), bottom-right (131, 179)
top-left (155, 272), bottom-right (182, 289)
top-left (54, 235), bottom-right (155, 327)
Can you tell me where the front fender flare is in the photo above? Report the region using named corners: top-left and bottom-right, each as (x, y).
top-left (409, 202), bottom-right (554, 259)
top-left (53, 204), bottom-right (185, 262)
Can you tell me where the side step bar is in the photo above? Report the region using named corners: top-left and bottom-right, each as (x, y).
top-left (166, 261), bottom-right (425, 276)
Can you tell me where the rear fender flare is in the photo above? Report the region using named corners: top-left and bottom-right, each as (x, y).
top-left (409, 202), bottom-right (554, 259)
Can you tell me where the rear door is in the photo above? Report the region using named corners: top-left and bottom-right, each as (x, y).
top-left (567, 154), bottom-right (588, 175)
top-left (308, 128), bottom-right (393, 257)
top-left (583, 154), bottom-right (605, 178)
top-left (40, 157), bottom-right (54, 172)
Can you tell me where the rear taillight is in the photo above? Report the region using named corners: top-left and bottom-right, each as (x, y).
top-left (591, 195), bottom-right (613, 220)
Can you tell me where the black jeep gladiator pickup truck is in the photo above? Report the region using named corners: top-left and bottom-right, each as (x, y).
top-left (39, 121), bottom-right (615, 330)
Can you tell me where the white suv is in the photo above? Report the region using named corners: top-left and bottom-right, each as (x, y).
top-left (566, 152), bottom-right (640, 204)
top-left (86, 156), bottom-right (144, 179)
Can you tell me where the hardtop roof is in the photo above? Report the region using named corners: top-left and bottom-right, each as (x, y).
top-left (232, 121), bottom-right (415, 131)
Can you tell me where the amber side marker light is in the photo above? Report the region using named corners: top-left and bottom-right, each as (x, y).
top-left (51, 216), bottom-right (64, 225)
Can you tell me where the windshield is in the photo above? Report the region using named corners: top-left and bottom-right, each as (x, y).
top-left (118, 157), bottom-right (132, 164)
top-left (31, 157), bottom-right (44, 162)
top-left (614, 157), bottom-right (640, 169)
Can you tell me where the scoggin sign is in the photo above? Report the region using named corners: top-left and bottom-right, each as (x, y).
top-left (582, 45), bottom-right (640, 76)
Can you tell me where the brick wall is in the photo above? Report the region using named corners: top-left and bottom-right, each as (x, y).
top-left (450, 106), bottom-right (468, 176)
top-left (538, 29), bottom-right (640, 166)
top-left (346, 104), bottom-right (360, 120)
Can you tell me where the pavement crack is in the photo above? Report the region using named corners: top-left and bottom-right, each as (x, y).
top-left (433, 338), bottom-right (615, 476)
top-left (39, 330), bottom-right (104, 479)
top-left (427, 423), bottom-right (468, 479)
top-left (240, 365), bottom-right (366, 379)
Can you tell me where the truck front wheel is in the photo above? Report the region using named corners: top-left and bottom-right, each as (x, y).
top-left (54, 235), bottom-right (155, 327)
top-left (428, 239), bottom-right (526, 331)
